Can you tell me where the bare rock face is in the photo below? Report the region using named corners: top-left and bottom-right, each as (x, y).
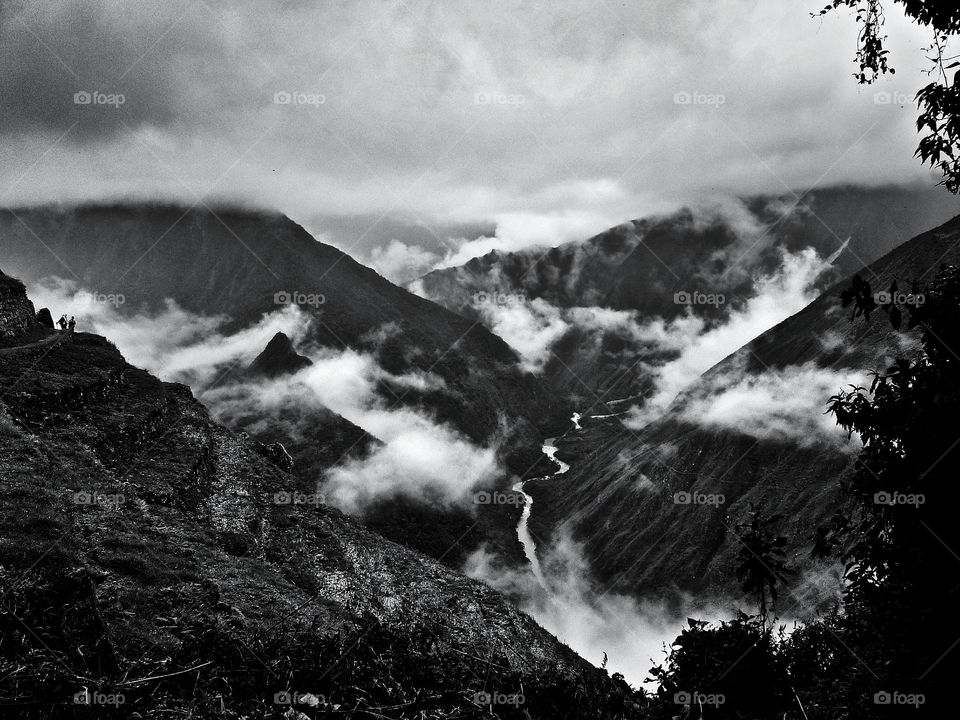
top-left (35, 307), bottom-right (54, 328)
top-left (0, 270), bottom-right (36, 338)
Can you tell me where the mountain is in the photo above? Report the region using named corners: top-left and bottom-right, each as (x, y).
top-left (247, 331), bottom-right (313, 378)
top-left (416, 184), bottom-right (960, 400)
top-left (0, 203), bottom-right (564, 457)
top-left (0, 272), bottom-right (641, 718)
top-left (0, 203), bottom-right (566, 567)
top-left (523, 213), bottom-right (960, 603)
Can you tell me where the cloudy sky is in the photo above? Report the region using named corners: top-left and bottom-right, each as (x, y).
top-left (0, 0), bottom-right (940, 275)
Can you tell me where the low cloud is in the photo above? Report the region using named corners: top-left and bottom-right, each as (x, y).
top-left (465, 532), bottom-right (728, 689)
top-left (368, 239), bottom-right (441, 285)
top-left (626, 245), bottom-right (845, 428)
top-left (676, 356), bottom-right (864, 448)
top-left (27, 276), bottom-right (501, 513)
top-left (26, 276), bottom-right (304, 385)
top-left (205, 350), bottom-right (501, 512)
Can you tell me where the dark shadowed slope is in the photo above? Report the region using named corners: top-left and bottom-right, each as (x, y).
top-left (526, 213), bottom-right (960, 604)
top-left (0, 271), bottom-right (641, 718)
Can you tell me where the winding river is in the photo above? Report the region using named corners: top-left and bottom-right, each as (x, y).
top-left (512, 433), bottom-right (572, 589)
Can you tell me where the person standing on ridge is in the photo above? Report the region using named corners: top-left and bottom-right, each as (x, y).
top-left (67, 316), bottom-right (76, 332)
top-left (57, 315), bottom-right (67, 330)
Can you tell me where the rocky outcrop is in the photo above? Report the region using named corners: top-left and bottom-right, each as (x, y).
top-left (35, 307), bottom-right (54, 328)
top-left (0, 270), bottom-right (35, 338)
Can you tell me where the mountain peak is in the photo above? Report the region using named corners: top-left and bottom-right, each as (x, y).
top-left (247, 331), bottom-right (313, 378)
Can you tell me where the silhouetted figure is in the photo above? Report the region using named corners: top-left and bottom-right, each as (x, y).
top-left (57, 315), bottom-right (67, 330)
top-left (67, 316), bottom-right (76, 332)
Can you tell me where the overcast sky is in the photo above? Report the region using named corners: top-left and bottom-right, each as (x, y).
top-left (0, 0), bottom-right (944, 273)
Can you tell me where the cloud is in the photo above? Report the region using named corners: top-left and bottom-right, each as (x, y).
top-left (473, 296), bottom-right (571, 372)
top-left (0, 0), bottom-right (937, 243)
top-left (367, 239), bottom-right (440, 284)
top-left (626, 245), bottom-right (844, 428)
top-left (465, 532), bottom-right (728, 689)
top-left (27, 276), bottom-right (501, 512)
top-left (204, 350), bottom-right (501, 512)
top-left (26, 276), bottom-right (304, 385)
top-left (675, 356), bottom-right (864, 448)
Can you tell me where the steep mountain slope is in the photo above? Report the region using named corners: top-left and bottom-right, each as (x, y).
top-left (0, 204), bottom-right (564, 569)
top-left (417, 184), bottom-right (959, 399)
top-left (525, 214), bottom-right (960, 603)
top-left (0, 273), bottom-right (641, 718)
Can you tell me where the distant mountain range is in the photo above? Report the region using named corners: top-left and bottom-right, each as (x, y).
top-left (525, 212), bottom-right (960, 603)
top-left (416, 184), bottom-right (960, 401)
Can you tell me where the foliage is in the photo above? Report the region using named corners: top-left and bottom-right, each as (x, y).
top-left (816, 1), bottom-right (960, 190)
top-left (734, 505), bottom-right (792, 630)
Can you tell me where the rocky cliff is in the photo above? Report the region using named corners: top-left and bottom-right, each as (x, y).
top-left (0, 269), bottom-right (35, 339)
